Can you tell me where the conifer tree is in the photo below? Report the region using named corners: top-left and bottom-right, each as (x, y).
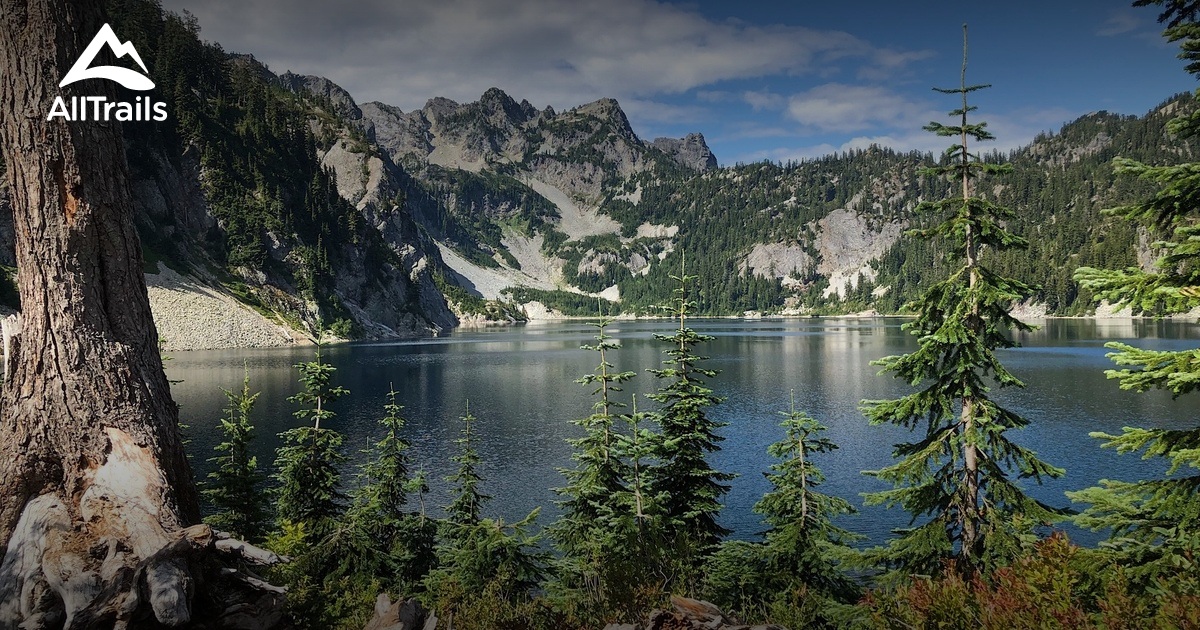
top-left (862, 26), bottom-right (1064, 578)
top-left (203, 367), bottom-right (269, 542)
top-left (407, 468), bottom-right (432, 520)
top-left (355, 386), bottom-right (414, 520)
top-left (427, 402), bottom-right (546, 608)
top-left (706, 394), bottom-right (858, 620)
top-left (445, 401), bottom-right (489, 526)
top-left (425, 511), bottom-right (547, 605)
top-left (598, 395), bottom-right (671, 618)
top-left (646, 258), bottom-right (734, 578)
top-left (756, 395), bottom-right (859, 598)
top-left (274, 342), bottom-right (349, 526)
top-left (612, 396), bottom-right (662, 541)
top-left (1070, 0), bottom-right (1200, 589)
top-left (552, 308), bottom-right (636, 603)
top-left (346, 386), bottom-right (437, 594)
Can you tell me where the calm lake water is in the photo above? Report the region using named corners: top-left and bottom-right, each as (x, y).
top-left (166, 317), bottom-right (1197, 548)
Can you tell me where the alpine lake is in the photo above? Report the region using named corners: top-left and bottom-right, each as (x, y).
top-left (166, 317), bottom-right (1197, 548)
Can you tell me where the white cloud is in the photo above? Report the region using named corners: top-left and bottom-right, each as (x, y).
top-left (858, 47), bottom-right (937, 81)
top-left (742, 90), bottom-right (786, 111)
top-left (161, 0), bottom-right (924, 115)
top-left (785, 83), bottom-right (935, 132)
top-left (1097, 11), bottom-right (1142, 37)
top-left (733, 104), bottom-right (1084, 164)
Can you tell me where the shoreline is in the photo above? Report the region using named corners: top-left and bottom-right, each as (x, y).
top-left (142, 267), bottom-right (1199, 352)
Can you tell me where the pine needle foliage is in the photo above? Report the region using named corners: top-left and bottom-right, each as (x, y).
top-left (553, 309), bottom-right (636, 551)
top-left (446, 401), bottom-right (490, 526)
top-left (551, 307), bottom-right (637, 610)
top-left (646, 258), bottom-right (734, 569)
top-left (343, 386), bottom-right (437, 596)
top-left (274, 342), bottom-right (350, 526)
top-left (203, 366), bottom-right (269, 542)
top-left (861, 25), bottom-right (1065, 579)
top-left (590, 395), bottom-right (673, 621)
top-left (1070, 0), bottom-right (1200, 590)
top-left (425, 511), bottom-right (548, 608)
top-left (354, 386), bottom-right (415, 521)
top-left (756, 395), bottom-right (860, 598)
top-left (428, 403), bottom-right (546, 609)
top-left (706, 394), bottom-right (860, 623)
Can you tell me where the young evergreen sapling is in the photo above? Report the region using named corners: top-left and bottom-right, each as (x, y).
top-left (551, 307), bottom-right (636, 605)
top-left (274, 342), bottom-right (350, 526)
top-left (203, 367), bottom-right (269, 542)
top-left (645, 257), bottom-right (734, 585)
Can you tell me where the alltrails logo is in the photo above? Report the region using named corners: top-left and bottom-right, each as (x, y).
top-left (47, 23), bottom-right (167, 122)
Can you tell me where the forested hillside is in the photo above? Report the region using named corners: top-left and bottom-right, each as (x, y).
top-left (0, 0), bottom-right (1191, 339)
top-left (347, 80), bottom-right (1198, 319)
top-left (546, 100), bottom-right (1193, 316)
top-left (50, 0), bottom-right (459, 340)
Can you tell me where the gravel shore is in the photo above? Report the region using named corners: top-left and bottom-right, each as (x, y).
top-left (146, 263), bottom-right (306, 351)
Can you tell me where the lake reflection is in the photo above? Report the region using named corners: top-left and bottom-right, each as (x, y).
top-left (166, 317), bottom-right (1197, 547)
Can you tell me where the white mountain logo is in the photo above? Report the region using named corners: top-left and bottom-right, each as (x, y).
top-left (59, 23), bottom-right (154, 91)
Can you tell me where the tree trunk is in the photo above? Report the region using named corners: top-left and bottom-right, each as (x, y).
top-left (0, 0), bottom-right (210, 626)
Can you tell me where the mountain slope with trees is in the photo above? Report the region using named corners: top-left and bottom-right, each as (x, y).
top-left (0, 0), bottom-right (1193, 348)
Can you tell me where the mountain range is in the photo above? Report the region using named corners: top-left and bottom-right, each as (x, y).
top-left (0, 2), bottom-right (1191, 349)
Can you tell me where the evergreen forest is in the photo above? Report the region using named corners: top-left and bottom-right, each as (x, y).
top-left (181, 3), bottom-right (1200, 628)
top-left (3, 0), bottom-right (1199, 628)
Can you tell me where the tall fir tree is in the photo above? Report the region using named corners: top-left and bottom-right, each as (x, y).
top-left (646, 258), bottom-right (734, 578)
top-left (1069, 0), bottom-right (1200, 590)
top-left (344, 386), bottom-right (438, 595)
top-left (274, 342), bottom-right (350, 525)
top-left (861, 25), bottom-right (1065, 578)
top-left (551, 308), bottom-right (637, 607)
top-left (598, 395), bottom-right (672, 619)
top-left (756, 395), bottom-right (859, 598)
top-left (203, 367), bottom-right (269, 542)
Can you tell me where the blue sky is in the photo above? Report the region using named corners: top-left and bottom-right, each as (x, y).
top-left (160, 0), bottom-right (1195, 165)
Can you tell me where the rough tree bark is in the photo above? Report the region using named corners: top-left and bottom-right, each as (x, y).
top-left (0, 1), bottom-right (274, 627)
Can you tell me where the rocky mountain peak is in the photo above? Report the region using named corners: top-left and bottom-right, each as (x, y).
top-left (652, 132), bottom-right (718, 171)
top-left (423, 96), bottom-right (461, 122)
top-left (227, 54), bottom-right (278, 84)
top-left (570, 98), bottom-right (637, 139)
top-left (278, 72), bottom-right (362, 121)
top-left (477, 87), bottom-right (537, 127)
